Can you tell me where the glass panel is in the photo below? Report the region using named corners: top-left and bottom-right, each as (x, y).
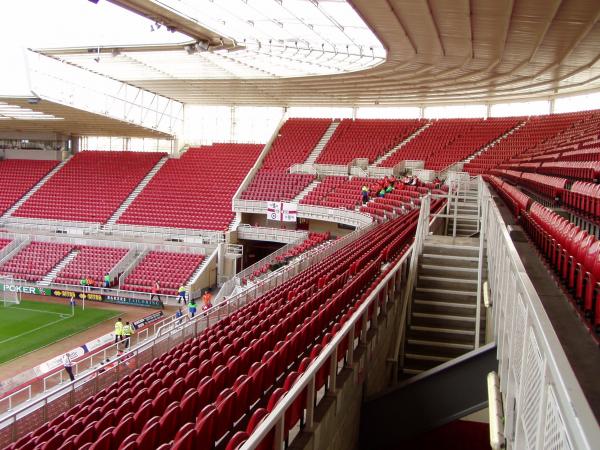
top-left (554, 92), bottom-right (600, 113)
top-left (424, 104), bottom-right (487, 119)
top-left (356, 107), bottom-right (421, 119)
top-left (490, 101), bottom-right (550, 117)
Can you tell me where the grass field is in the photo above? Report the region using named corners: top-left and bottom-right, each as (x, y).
top-left (0, 300), bottom-right (117, 364)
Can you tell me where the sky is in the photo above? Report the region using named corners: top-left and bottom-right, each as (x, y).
top-left (0, 0), bottom-right (189, 48)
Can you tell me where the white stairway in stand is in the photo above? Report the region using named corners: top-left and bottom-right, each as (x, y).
top-left (1, 158), bottom-right (70, 221)
top-left (373, 122), bottom-right (432, 167)
top-left (304, 121), bottom-right (340, 165)
top-left (104, 156), bottom-right (169, 228)
top-left (292, 180), bottom-right (320, 203)
top-left (39, 250), bottom-right (79, 286)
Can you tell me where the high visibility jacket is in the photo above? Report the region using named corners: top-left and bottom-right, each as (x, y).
top-left (178, 286), bottom-right (186, 294)
top-left (122, 324), bottom-right (134, 336)
top-left (115, 321), bottom-right (124, 336)
top-left (104, 275), bottom-right (110, 283)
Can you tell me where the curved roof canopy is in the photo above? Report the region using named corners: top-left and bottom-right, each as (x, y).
top-left (16, 0), bottom-right (600, 106)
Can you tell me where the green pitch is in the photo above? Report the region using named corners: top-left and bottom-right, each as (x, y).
top-left (0, 300), bottom-right (117, 364)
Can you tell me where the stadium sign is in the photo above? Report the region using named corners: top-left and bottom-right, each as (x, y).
top-left (103, 295), bottom-right (162, 308)
top-left (52, 290), bottom-right (103, 302)
top-left (1, 284), bottom-right (51, 295)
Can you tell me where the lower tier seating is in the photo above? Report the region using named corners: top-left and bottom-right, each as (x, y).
top-left (7, 202), bottom-right (449, 450)
top-left (55, 246), bottom-right (129, 286)
top-left (0, 242), bottom-right (74, 282)
top-left (121, 251), bottom-right (205, 296)
top-left (241, 172), bottom-right (315, 202)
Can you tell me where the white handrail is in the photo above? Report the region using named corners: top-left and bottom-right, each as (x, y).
top-left (483, 180), bottom-right (599, 450)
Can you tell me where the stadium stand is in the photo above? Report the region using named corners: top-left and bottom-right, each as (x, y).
top-left (0, 159), bottom-right (59, 216)
top-left (0, 238), bottom-right (12, 252)
top-left (5, 203), bottom-right (446, 450)
top-left (54, 246), bottom-right (129, 286)
top-left (118, 144), bottom-right (262, 231)
top-left (487, 174), bottom-right (600, 335)
top-left (261, 118), bottom-right (332, 170)
top-left (241, 172), bottom-right (315, 202)
top-left (301, 176), bottom-right (380, 210)
top-left (563, 181), bottom-right (600, 220)
top-left (423, 118), bottom-right (521, 170)
top-left (0, 241), bottom-right (74, 282)
top-left (464, 114), bottom-right (584, 174)
top-left (315, 119), bottom-right (424, 165)
top-left (240, 119), bottom-right (333, 202)
top-left (121, 251), bottom-right (205, 296)
top-left (13, 152), bottom-right (164, 223)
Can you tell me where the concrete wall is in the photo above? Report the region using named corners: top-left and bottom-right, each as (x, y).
top-left (241, 213), bottom-right (355, 238)
top-left (1, 149), bottom-right (63, 160)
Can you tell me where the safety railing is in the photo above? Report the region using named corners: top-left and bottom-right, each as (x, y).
top-left (483, 180), bottom-right (600, 450)
top-left (233, 199), bottom-right (373, 228)
top-left (236, 225), bottom-right (308, 243)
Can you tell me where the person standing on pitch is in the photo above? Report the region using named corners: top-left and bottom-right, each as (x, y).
top-left (114, 318), bottom-right (124, 344)
top-left (62, 353), bottom-right (75, 382)
top-left (122, 321), bottom-right (134, 349)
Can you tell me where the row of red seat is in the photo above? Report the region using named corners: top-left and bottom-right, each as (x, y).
top-left (0, 242), bottom-right (74, 282)
top-left (241, 172), bottom-right (314, 202)
top-left (14, 152), bottom-right (164, 223)
top-left (7, 207), bottom-right (429, 450)
top-left (489, 179), bottom-right (600, 335)
top-left (484, 175), bottom-right (532, 218)
top-left (55, 247), bottom-right (129, 286)
top-left (317, 119), bottom-right (424, 165)
top-left (118, 144), bottom-right (262, 231)
top-left (563, 181), bottom-right (600, 219)
top-left (0, 159), bottom-right (58, 217)
top-left (122, 251), bottom-right (205, 295)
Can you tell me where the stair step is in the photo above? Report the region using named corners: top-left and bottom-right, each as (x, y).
top-left (406, 339), bottom-right (473, 359)
top-left (405, 353), bottom-right (452, 363)
top-left (422, 253), bottom-right (478, 262)
top-left (419, 264), bottom-right (479, 279)
top-left (415, 287), bottom-right (477, 298)
top-left (413, 299), bottom-right (477, 317)
top-left (417, 275), bottom-right (478, 285)
top-left (414, 300), bottom-right (476, 309)
top-left (409, 326), bottom-right (476, 344)
top-left (412, 312), bottom-right (476, 330)
top-left (402, 368), bottom-right (423, 375)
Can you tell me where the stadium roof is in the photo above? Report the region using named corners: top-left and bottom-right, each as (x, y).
top-left (0, 98), bottom-right (172, 137)
top-left (27, 0), bottom-right (600, 107)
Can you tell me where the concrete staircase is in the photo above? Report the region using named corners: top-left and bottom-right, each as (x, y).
top-left (293, 179), bottom-right (320, 203)
top-left (402, 237), bottom-right (485, 376)
top-left (39, 249), bottom-right (79, 286)
top-left (446, 184), bottom-right (480, 237)
top-left (304, 121), bottom-right (340, 165)
top-left (105, 156), bottom-right (168, 227)
top-left (1, 158), bottom-right (70, 221)
top-left (373, 122), bottom-right (432, 167)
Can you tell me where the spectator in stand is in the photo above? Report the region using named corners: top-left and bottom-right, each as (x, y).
top-left (62, 353), bottom-right (75, 381)
top-left (433, 176), bottom-right (442, 189)
top-left (114, 318), bottom-right (123, 343)
top-left (175, 308), bottom-right (183, 325)
top-left (378, 187), bottom-right (386, 198)
top-left (150, 281), bottom-right (161, 303)
top-left (87, 277), bottom-right (94, 287)
top-left (202, 289), bottom-right (213, 308)
top-left (122, 321), bottom-right (134, 349)
top-left (361, 185), bottom-right (369, 204)
top-left (177, 285), bottom-right (187, 304)
top-left (80, 277), bottom-right (88, 287)
top-left (409, 176), bottom-right (418, 186)
top-left (389, 175), bottom-right (397, 187)
top-left (188, 298), bottom-right (198, 318)
top-left (104, 274), bottom-right (111, 288)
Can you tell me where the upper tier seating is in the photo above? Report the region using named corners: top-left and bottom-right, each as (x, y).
top-left (0, 242), bottom-right (74, 282)
top-left (13, 152), bottom-right (164, 223)
top-left (118, 144), bottom-right (262, 231)
top-left (55, 246), bottom-right (129, 286)
top-left (316, 119), bottom-right (424, 165)
top-left (121, 251), bottom-right (205, 296)
top-left (0, 238), bottom-right (12, 253)
top-left (8, 202), bottom-right (447, 450)
top-left (423, 118), bottom-right (521, 171)
top-left (0, 159), bottom-right (58, 216)
top-left (241, 172), bottom-right (315, 202)
top-left (464, 115), bottom-right (579, 174)
top-left (261, 119), bottom-right (332, 170)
